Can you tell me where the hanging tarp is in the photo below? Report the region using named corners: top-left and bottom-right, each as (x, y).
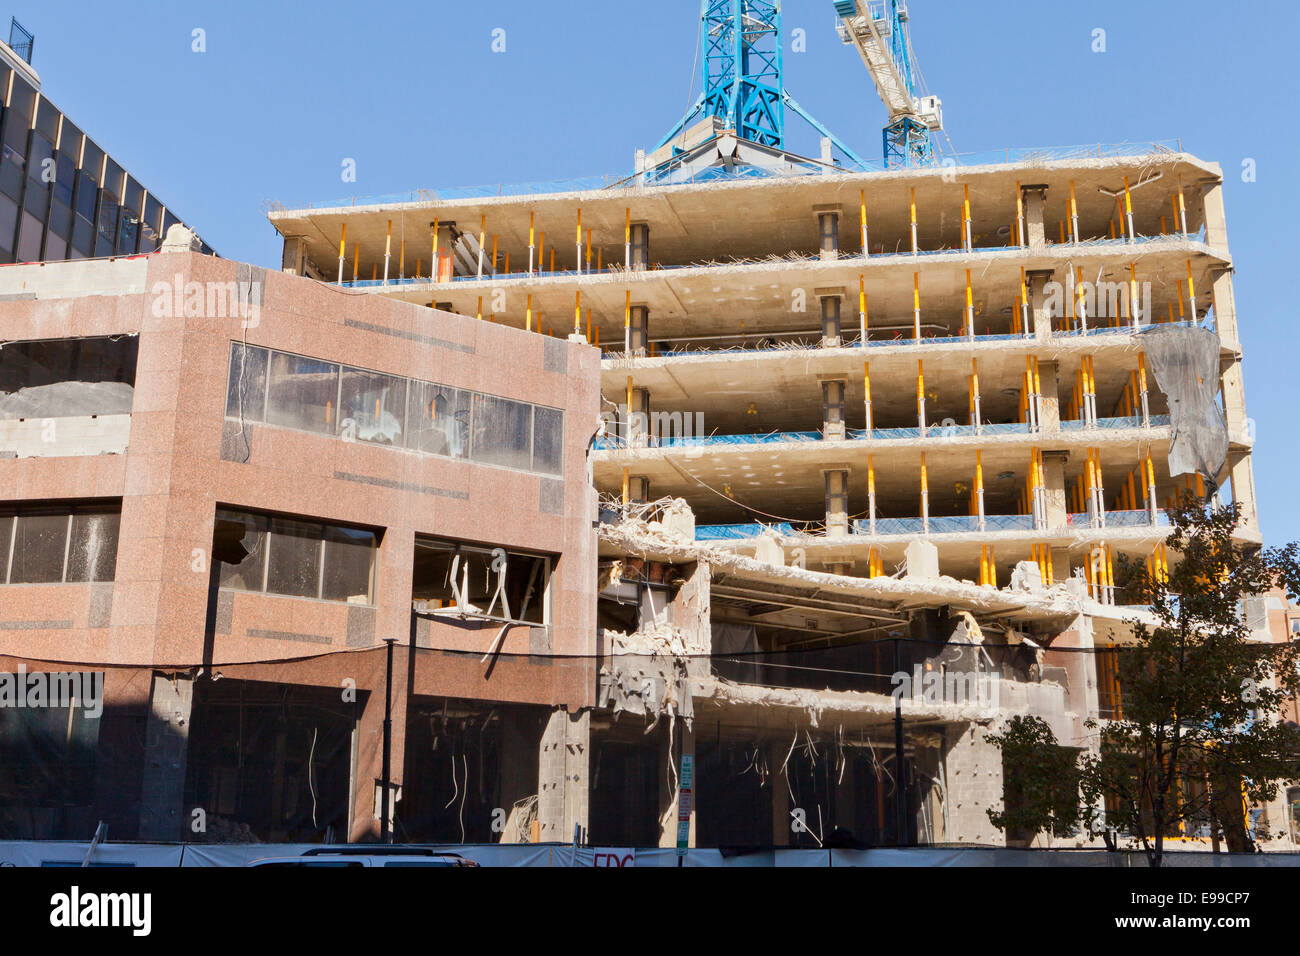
top-left (1138, 325), bottom-right (1229, 482)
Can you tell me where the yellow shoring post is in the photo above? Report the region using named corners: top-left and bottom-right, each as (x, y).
top-left (538, 231), bottom-right (545, 274)
top-left (909, 187), bottom-right (918, 254)
top-left (624, 207), bottom-right (631, 269)
top-left (550, 248), bottom-right (556, 273)
top-left (416, 257), bottom-right (421, 280)
top-left (574, 290), bottom-right (582, 334)
top-left (1069, 180), bottom-right (1079, 243)
top-left (337, 222), bottom-right (347, 285)
top-left (528, 211), bottom-right (536, 274)
top-left (1161, 215), bottom-right (1167, 236)
top-left (476, 296), bottom-right (483, 321)
top-left (912, 271), bottom-right (921, 341)
top-left (867, 454), bottom-right (877, 534)
top-left (964, 268), bottom-right (973, 337)
top-left (352, 242), bottom-right (359, 283)
top-left (916, 359), bottom-right (925, 432)
top-left (988, 546), bottom-right (997, 588)
top-left (1015, 181), bottom-right (1024, 247)
top-left (1123, 175), bottom-right (1134, 240)
top-left (526, 294), bottom-right (533, 333)
top-left (859, 274), bottom-right (867, 343)
top-left (963, 183), bottom-right (972, 250)
top-left (1186, 259), bottom-right (1197, 321)
top-left (863, 362), bottom-right (872, 433)
top-left (920, 452), bottom-right (929, 531)
top-left (975, 449), bottom-right (985, 528)
top-left (491, 235), bottom-right (499, 274)
top-left (576, 207), bottom-right (582, 273)
top-left (971, 357), bottom-right (981, 429)
top-left (860, 189), bottom-right (868, 255)
top-left (586, 307), bottom-right (592, 343)
top-left (399, 238), bottom-right (406, 279)
top-left (622, 467), bottom-right (630, 510)
top-left (586, 228), bottom-right (593, 274)
top-left (980, 546), bottom-right (989, 587)
top-left (504, 251), bottom-right (510, 275)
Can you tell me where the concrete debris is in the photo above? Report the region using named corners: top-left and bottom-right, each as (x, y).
top-left (598, 625), bottom-right (695, 729)
top-left (1009, 560), bottom-right (1044, 591)
top-left (599, 515), bottom-right (1088, 624)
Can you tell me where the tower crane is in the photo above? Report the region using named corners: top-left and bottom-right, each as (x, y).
top-left (833, 0), bottom-right (943, 168)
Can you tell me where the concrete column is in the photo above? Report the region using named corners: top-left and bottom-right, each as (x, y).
top-left (628, 305), bottom-right (650, 355)
top-left (435, 224), bottom-right (457, 281)
top-left (943, 721), bottom-right (1005, 845)
top-left (824, 467), bottom-right (850, 539)
top-left (1022, 185), bottom-right (1048, 249)
top-left (1036, 360), bottom-right (1062, 433)
top-left (1230, 453), bottom-right (1261, 538)
top-left (280, 236), bottom-right (307, 275)
top-left (814, 205), bottom-right (841, 260)
top-left (1199, 176), bottom-right (1229, 249)
top-left (657, 725), bottom-right (696, 848)
top-left (628, 387), bottom-right (651, 448)
top-left (819, 292), bottom-right (843, 347)
top-left (1209, 267), bottom-right (1239, 349)
top-left (629, 222), bottom-right (650, 271)
top-left (537, 708), bottom-right (590, 844)
top-left (1221, 357), bottom-right (1249, 442)
top-left (1042, 451), bottom-right (1069, 529)
top-left (1028, 269), bottom-right (1055, 339)
top-left (350, 650), bottom-right (410, 842)
top-left (821, 378), bottom-right (847, 441)
top-left (137, 672), bottom-right (194, 842)
top-left (627, 475), bottom-right (651, 505)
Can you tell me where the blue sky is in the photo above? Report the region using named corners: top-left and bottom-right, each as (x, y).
top-left (20, 0), bottom-right (1300, 544)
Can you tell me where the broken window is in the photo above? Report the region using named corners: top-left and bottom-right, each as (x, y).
top-left (0, 336), bottom-right (138, 420)
top-left (214, 507), bottom-right (376, 605)
top-left (339, 366), bottom-right (406, 446)
top-left (0, 502), bottom-right (120, 584)
top-left (412, 537), bottom-right (549, 625)
top-left (405, 381), bottom-right (470, 459)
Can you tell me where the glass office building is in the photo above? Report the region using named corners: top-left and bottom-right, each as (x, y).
top-left (0, 38), bottom-right (212, 265)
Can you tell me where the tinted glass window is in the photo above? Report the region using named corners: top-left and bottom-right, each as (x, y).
top-left (266, 517), bottom-right (322, 599)
top-left (9, 512), bottom-right (68, 583)
top-left (471, 394), bottom-right (532, 471)
top-left (266, 352), bottom-right (338, 434)
top-left (65, 510), bottom-right (119, 583)
top-left (226, 343), bottom-right (268, 422)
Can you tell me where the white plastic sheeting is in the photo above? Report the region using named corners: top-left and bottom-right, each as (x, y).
top-left (1139, 325), bottom-right (1229, 482)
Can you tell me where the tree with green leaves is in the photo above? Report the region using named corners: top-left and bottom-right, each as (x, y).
top-left (988, 499), bottom-right (1300, 866)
